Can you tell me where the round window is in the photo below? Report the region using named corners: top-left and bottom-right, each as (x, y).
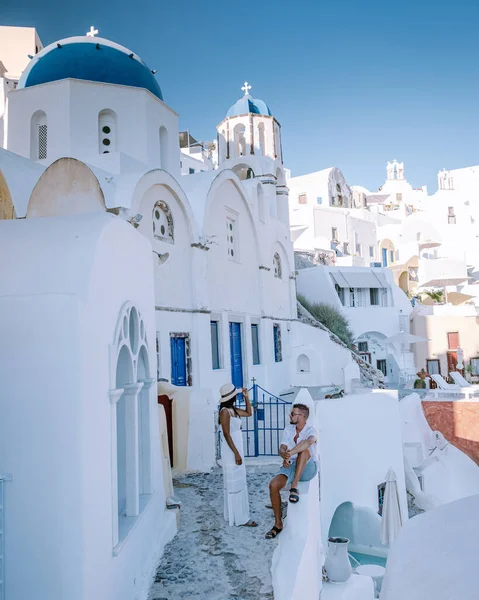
top-left (155, 210), bottom-right (160, 220)
top-left (160, 225), bottom-right (166, 235)
top-left (102, 126), bottom-right (111, 134)
top-left (102, 138), bottom-right (111, 146)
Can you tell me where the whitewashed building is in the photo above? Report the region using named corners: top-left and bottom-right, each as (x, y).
top-left (296, 265), bottom-right (414, 386)
top-left (0, 28), bottom-right (364, 600)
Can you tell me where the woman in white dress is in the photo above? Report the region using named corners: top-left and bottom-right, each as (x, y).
top-left (219, 382), bottom-right (257, 527)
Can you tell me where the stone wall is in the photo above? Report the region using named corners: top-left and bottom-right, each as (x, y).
top-left (422, 400), bottom-right (479, 466)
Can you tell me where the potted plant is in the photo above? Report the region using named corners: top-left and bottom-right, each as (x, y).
top-left (413, 378), bottom-right (426, 389)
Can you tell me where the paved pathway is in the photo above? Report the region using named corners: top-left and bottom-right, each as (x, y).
top-left (148, 465), bottom-right (281, 600)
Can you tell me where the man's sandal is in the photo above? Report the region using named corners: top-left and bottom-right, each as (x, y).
top-left (289, 488), bottom-right (300, 503)
top-left (265, 526), bottom-right (283, 539)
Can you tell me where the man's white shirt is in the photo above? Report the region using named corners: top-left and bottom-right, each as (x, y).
top-left (280, 422), bottom-right (319, 465)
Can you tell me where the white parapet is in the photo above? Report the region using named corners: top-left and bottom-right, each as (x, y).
top-left (271, 474), bottom-right (323, 600)
top-left (322, 574), bottom-right (375, 599)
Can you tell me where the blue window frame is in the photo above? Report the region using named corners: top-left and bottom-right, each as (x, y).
top-left (273, 323), bottom-right (282, 363)
top-left (170, 336), bottom-right (187, 386)
top-left (251, 324), bottom-right (260, 365)
top-left (229, 322), bottom-right (244, 389)
top-left (211, 321), bottom-right (220, 370)
top-left (382, 247), bottom-right (388, 267)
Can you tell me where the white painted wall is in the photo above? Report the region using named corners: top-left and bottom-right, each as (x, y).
top-left (318, 391), bottom-right (408, 550)
top-left (7, 79), bottom-right (180, 176)
top-left (0, 213), bottom-right (176, 600)
top-left (380, 494), bottom-right (479, 600)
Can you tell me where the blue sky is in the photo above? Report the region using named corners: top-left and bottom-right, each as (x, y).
top-left (2, 0), bottom-right (478, 192)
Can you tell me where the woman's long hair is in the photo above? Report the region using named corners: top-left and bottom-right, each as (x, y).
top-left (218, 396), bottom-right (238, 423)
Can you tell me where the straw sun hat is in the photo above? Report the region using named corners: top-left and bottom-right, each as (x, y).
top-left (219, 382), bottom-right (238, 404)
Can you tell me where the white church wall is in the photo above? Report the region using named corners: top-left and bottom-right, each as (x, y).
top-left (0, 213), bottom-right (176, 600)
top-left (318, 391), bottom-right (408, 550)
top-left (0, 293), bottom-right (85, 599)
top-left (27, 156), bottom-right (106, 217)
top-left (135, 183), bottom-right (196, 310)
top-left (7, 79), bottom-right (179, 172)
top-left (7, 79), bottom-right (70, 163)
top-left (79, 216), bottom-right (177, 600)
top-left (204, 177), bottom-right (262, 315)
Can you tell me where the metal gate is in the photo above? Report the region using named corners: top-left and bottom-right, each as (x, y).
top-left (217, 384), bottom-right (292, 458)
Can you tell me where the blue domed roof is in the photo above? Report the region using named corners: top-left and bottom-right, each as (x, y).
top-left (18, 36), bottom-right (163, 100)
top-left (226, 94), bottom-right (272, 118)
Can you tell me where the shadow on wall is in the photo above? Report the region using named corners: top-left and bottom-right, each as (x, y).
top-left (328, 501), bottom-right (388, 559)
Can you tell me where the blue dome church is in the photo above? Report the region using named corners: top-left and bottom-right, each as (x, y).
top-left (8, 33), bottom-right (178, 175)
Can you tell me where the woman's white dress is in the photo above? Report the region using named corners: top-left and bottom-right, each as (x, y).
top-left (220, 409), bottom-right (250, 526)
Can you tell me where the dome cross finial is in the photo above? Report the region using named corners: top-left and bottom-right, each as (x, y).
top-left (87, 26), bottom-right (99, 37)
top-left (241, 81), bottom-right (252, 95)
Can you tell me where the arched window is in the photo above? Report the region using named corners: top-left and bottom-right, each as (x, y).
top-left (30, 110), bottom-right (48, 160)
top-left (98, 109), bottom-right (117, 154)
top-left (233, 124), bottom-right (246, 157)
top-left (257, 184), bottom-right (265, 222)
top-left (153, 201), bottom-right (174, 244)
top-left (297, 354), bottom-right (311, 373)
top-left (258, 122), bottom-right (265, 156)
top-left (111, 304), bottom-right (153, 547)
top-left (159, 126), bottom-right (168, 170)
top-left (273, 252), bottom-right (282, 279)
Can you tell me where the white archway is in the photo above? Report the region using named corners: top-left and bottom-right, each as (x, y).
top-left (110, 303), bottom-right (155, 547)
top-left (297, 354), bottom-right (311, 373)
top-left (233, 123), bottom-right (246, 157)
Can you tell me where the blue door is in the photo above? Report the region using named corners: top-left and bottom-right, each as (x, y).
top-left (382, 247), bottom-right (388, 267)
top-left (171, 337), bottom-right (187, 386)
top-left (229, 322), bottom-right (244, 390)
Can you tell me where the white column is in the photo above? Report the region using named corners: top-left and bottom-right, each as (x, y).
top-left (138, 378), bottom-right (156, 495)
top-left (109, 387), bottom-right (124, 548)
top-left (123, 382), bottom-right (144, 517)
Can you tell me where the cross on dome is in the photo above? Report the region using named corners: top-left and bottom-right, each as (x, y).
top-left (241, 81), bottom-right (252, 95)
top-left (86, 26), bottom-right (99, 37)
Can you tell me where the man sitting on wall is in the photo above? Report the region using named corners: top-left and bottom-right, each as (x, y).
top-left (265, 403), bottom-right (319, 539)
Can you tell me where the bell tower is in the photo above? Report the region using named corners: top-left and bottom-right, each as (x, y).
top-left (216, 82), bottom-right (282, 165)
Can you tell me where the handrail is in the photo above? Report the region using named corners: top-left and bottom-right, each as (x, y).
top-left (255, 384), bottom-right (291, 404)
